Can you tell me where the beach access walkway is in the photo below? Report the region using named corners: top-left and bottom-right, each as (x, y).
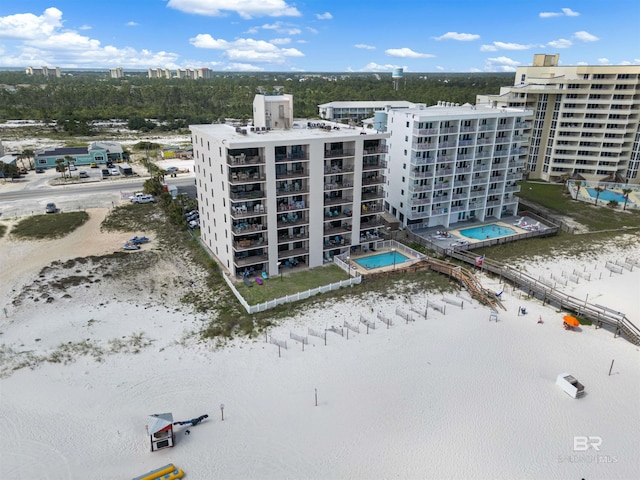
top-left (448, 250), bottom-right (640, 346)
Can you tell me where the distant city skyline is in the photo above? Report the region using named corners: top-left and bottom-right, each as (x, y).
top-left (0, 1), bottom-right (638, 73)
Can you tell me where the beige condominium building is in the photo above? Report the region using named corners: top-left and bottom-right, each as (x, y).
top-left (190, 94), bottom-right (389, 278)
top-left (477, 54), bottom-right (640, 184)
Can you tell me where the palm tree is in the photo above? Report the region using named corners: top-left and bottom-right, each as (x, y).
top-left (21, 148), bottom-right (35, 169)
top-left (593, 186), bottom-right (604, 206)
top-left (622, 188), bottom-right (632, 211)
top-left (572, 180), bottom-right (582, 200)
top-left (55, 158), bottom-right (66, 179)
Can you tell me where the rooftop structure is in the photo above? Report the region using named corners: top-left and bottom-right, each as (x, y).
top-left (318, 101), bottom-right (423, 123)
top-left (477, 54), bottom-right (640, 184)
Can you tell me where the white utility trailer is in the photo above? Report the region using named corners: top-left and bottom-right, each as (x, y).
top-left (556, 373), bottom-right (585, 398)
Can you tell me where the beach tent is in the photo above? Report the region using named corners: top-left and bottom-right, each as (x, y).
top-left (146, 413), bottom-right (174, 451)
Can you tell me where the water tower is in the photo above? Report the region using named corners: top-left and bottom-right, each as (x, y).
top-left (392, 67), bottom-right (404, 91)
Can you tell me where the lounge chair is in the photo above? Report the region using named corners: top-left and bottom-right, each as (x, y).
top-left (255, 277), bottom-right (263, 285)
top-left (261, 271), bottom-right (268, 280)
top-left (514, 217), bottom-right (524, 225)
top-left (243, 277), bottom-right (253, 287)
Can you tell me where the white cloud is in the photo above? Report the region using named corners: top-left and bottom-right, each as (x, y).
top-left (436, 66), bottom-right (444, 71)
top-left (355, 44), bottom-right (375, 50)
top-left (493, 41), bottom-right (535, 50)
top-left (224, 62), bottom-right (265, 71)
top-left (480, 45), bottom-right (498, 52)
top-left (0, 8), bottom-right (182, 68)
top-left (547, 38), bottom-right (573, 48)
top-left (598, 58), bottom-right (610, 64)
top-left (485, 56), bottom-right (520, 72)
top-left (0, 7), bottom-right (63, 40)
top-left (360, 62), bottom-right (403, 72)
top-left (540, 8), bottom-right (579, 18)
top-left (316, 12), bottom-right (332, 20)
top-left (306, 27), bottom-right (318, 34)
top-left (126, 21), bottom-right (139, 27)
top-left (385, 47), bottom-right (434, 59)
top-left (469, 67), bottom-right (482, 72)
top-left (562, 8), bottom-right (580, 17)
top-left (78, 25), bottom-right (92, 31)
top-left (576, 61), bottom-right (588, 65)
top-left (434, 32), bottom-right (480, 41)
top-left (167, 0), bottom-right (301, 19)
top-left (261, 22), bottom-right (301, 35)
top-left (190, 34), bottom-right (303, 63)
top-left (573, 31), bottom-right (598, 42)
top-left (270, 38), bottom-right (291, 45)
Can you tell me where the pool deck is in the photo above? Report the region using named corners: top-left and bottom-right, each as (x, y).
top-left (345, 241), bottom-right (425, 276)
top-left (410, 215), bottom-right (549, 251)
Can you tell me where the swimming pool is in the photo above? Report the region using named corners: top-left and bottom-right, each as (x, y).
top-left (354, 251), bottom-right (410, 269)
top-left (585, 188), bottom-right (626, 203)
top-left (459, 223), bottom-right (516, 240)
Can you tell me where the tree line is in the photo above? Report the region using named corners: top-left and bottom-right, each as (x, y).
top-left (0, 71), bottom-right (513, 133)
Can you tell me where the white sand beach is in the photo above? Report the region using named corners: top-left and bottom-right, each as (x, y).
top-left (0, 213), bottom-right (638, 480)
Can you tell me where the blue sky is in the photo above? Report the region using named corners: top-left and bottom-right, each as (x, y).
top-left (0, 1), bottom-right (638, 72)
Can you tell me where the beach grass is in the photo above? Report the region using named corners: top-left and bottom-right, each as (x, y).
top-left (517, 181), bottom-right (640, 231)
top-left (0, 223), bottom-right (7, 239)
top-left (11, 211), bottom-right (89, 239)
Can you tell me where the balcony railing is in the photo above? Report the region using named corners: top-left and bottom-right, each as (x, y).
top-left (277, 214), bottom-right (308, 228)
top-left (227, 154), bottom-right (265, 166)
top-left (234, 253), bottom-right (269, 267)
top-left (233, 222), bottom-right (266, 235)
top-left (410, 170), bottom-right (434, 180)
top-left (325, 149), bottom-right (355, 158)
top-left (231, 204), bottom-right (267, 217)
top-left (275, 151), bottom-right (309, 162)
top-left (364, 145), bottom-right (388, 155)
top-left (362, 160), bottom-right (387, 171)
top-left (413, 157), bottom-right (435, 166)
top-left (276, 183), bottom-right (308, 195)
top-left (229, 172), bottom-right (265, 184)
top-left (408, 197), bottom-right (431, 207)
top-left (362, 175), bottom-right (386, 186)
top-left (276, 169), bottom-right (306, 180)
top-left (325, 195), bottom-right (354, 206)
top-left (230, 189), bottom-right (266, 200)
top-left (234, 238), bottom-right (267, 251)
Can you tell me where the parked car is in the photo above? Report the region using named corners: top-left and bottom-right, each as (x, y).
top-left (130, 193), bottom-right (156, 204)
top-left (79, 171), bottom-right (89, 178)
top-left (110, 168), bottom-right (120, 176)
top-left (90, 163), bottom-right (98, 168)
top-left (35, 168), bottom-right (45, 174)
top-left (68, 164), bottom-right (77, 171)
top-left (188, 219), bottom-right (200, 229)
top-left (165, 167), bottom-right (179, 173)
top-left (101, 168), bottom-right (110, 178)
top-left (45, 202), bottom-right (57, 214)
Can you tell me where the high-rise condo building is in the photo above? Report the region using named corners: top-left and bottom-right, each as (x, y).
top-left (190, 95), bottom-right (389, 278)
top-left (477, 54), bottom-right (640, 184)
top-left (384, 102), bottom-right (532, 229)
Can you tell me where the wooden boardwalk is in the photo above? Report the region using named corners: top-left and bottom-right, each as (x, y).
top-left (448, 250), bottom-right (640, 345)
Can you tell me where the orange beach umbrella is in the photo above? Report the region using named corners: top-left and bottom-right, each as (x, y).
top-left (563, 315), bottom-right (580, 327)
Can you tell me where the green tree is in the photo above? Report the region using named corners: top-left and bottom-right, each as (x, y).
top-left (593, 186), bottom-right (604, 206)
top-left (622, 188), bottom-right (632, 211)
top-left (55, 158), bottom-right (66, 179)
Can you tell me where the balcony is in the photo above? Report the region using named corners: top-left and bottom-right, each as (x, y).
top-left (415, 127), bottom-right (438, 135)
top-left (234, 237), bottom-right (267, 251)
top-left (455, 166), bottom-right (472, 174)
top-left (233, 222), bottom-right (266, 236)
top-left (277, 199), bottom-right (308, 213)
top-left (440, 126), bottom-right (458, 134)
top-left (364, 145), bottom-right (388, 155)
top-left (504, 185), bottom-right (521, 193)
top-left (276, 168), bottom-right (306, 180)
top-left (227, 154), bottom-right (264, 166)
top-left (438, 141), bottom-right (457, 149)
top-left (277, 213), bottom-right (308, 228)
top-left (410, 170), bottom-right (434, 180)
top-left (453, 179), bottom-right (470, 188)
top-left (229, 171), bottom-right (265, 184)
top-left (325, 149), bottom-right (355, 158)
top-left (324, 180), bottom-right (354, 191)
top-left (324, 164), bottom-right (355, 174)
top-left (408, 197), bottom-right (431, 207)
top-left (486, 200), bottom-right (501, 207)
top-left (231, 203), bottom-right (267, 218)
top-left (477, 138), bottom-right (494, 145)
top-left (474, 163), bottom-right (491, 173)
top-left (278, 246), bottom-right (310, 260)
top-left (362, 160), bottom-right (387, 171)
top-left (412, 142), bottom-right (435, 151)
top-left (230, 188), bottom-right (266, 201)
top-left (362, 175), bottom-right (386, 186)
top-left (324, 222), bottom-right (352, 235)
top-left (277, 182), bottom-right (308, 196)
top-left (278, 230), bottom-right (309, 243)
top-left (234, 253), bottom-right (269, 267)
top-left (361, 189), bottom-right (384, 201)
top-left (275, 151), bottom-right (309, 162)
top-left (511, 148), bottom-right (527, 155)
top-left (325, 194), bottom-right (354, 207)
top-left (413, 157), bottom-right (435, 166)
top-left (472, 176), bottom-right (488, 185)
top-left (409, 184), bottom-right (433, 193)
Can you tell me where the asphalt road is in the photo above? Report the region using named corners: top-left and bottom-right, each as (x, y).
top-left (0, 171), bottom-right (196, 219)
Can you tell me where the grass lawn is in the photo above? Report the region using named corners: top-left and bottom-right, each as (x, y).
top-left (235, 264), bottom-right (349, 305)
top-left (517, 181), bottom-right (640, 231)
top-left (11, 211), bottom-right (89, 239)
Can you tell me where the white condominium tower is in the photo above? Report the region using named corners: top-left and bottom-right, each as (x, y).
top-left (477, 54), bottom-right (640, 184)
top-left (190, 94), bottom-right (389, 278)
top-left (384, 102), bottom-right (532, 229)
